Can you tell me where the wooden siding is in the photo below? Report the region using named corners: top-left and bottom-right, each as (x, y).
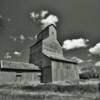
top-left (51, 61), bottom-right (79, 82)
top-left (0, 72), bottom-right (38, 83)
top-left (41, 66), bottom-right (52, 83)
top-left (37, 26), bottom-right (49, 41)
top-left (42, 34), bottom-right (63, 56)
top-left (29, 41), bottom-right (43, 66)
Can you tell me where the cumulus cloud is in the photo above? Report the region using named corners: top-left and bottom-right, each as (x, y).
top-left (0, 15), bottom-right (2, 18)
top-left (95, 61), bottom-right (100, 66)
top-left (41, 10), bottom-right (48, 18)
top-left (6, 18), bottom-right (11, 22)
top-left (14, 51), bottom-right (21, 56)
top-left (70, 56), bottom-right (84, 63)
top-left (63, 38), bottom-right (89, 50)
top-left (4, 52), bottom-right (12, 59)
top-left (30, 10), bottom-right (59, 29)
top-left (41, 15), bottom-right (58, 28)
top-left (10, 36), bottom-right (17, 42)
top-left (34, 35), bottom-right (37, 39)
top-left (87, 59), bottom-right (92, 62)
top-left (89, 42), bottom-right (100, 56)
top-left (20, 34), bottom-right (25, 41)
top-left (10, 34), bottom-right (26, 43)
top-left (30, 10), bottom-right (48, 19)
top-left (27, 36), bottom-right (34, 41)
top-left (71, 57), bottom-right (92, 63)
top-left (0, 14), bottom-right (11, 22)
top-left (88, 54), bottom-right (92, 57)
top-left (28, 34), bottom-right (37, 41)
top-left (30, 12), bottom-right (39, 21)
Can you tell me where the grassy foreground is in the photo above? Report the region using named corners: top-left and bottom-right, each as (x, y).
top-left (0, 80), bottom-right (100, 100)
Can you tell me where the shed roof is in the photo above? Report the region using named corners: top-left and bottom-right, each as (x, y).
top-left (0, 60), bottom-right (40, 72)
top-left (43, 51), bottom-right (77, 64)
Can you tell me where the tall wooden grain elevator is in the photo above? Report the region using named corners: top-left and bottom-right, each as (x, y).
top-left (29, 24), bottom-right (79, 83)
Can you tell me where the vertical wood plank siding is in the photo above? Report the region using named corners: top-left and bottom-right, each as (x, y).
top-left (52, 61), bottom-right (79, 82)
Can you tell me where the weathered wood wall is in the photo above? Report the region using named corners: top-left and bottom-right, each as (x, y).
top-left (0, 60), bottom-right (41, 83)
top-left (51, 61), bottom-right (79, 82)
top-left (41, 66), bottom-right (52, 83)
top-left (29, 41), bottom-right (43, 67)
top-left (42, 26), bottom-right (63, 56)
top-left (0, 72), bottom-right (40, 83)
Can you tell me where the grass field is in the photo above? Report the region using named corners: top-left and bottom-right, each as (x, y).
top-left (0, 80), bottom-right (100, 100)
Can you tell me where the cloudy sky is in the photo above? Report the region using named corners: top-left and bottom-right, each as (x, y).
top-left (0, 0), bottom-right (100, 66)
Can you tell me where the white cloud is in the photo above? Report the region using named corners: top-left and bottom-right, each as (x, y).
top-left (87, 59), bottom-right (92, 62)
top-left (27, 36), bottom-right (34, 41)
top-left (30, 12), bottom-right (35, 18)
top-left (70, 56), bottom-right (84, 63)
top-left (88, 54), bottom-right (92, 57)
top-left (30, 12), bottom-right (39, 21)
top-left (7, 18), bottom-right (11, 22)
top-left (89, 42), bottom-right (100, 56)
top-left (41, 15), bottom-right (58, 28)
top-left (10, 34), bottom-right (25, 43)
top-left (4, 52), bottom-right (12, 59)
top-left (41, 10), bottom-right (48, 18)
top-left (0, 15), bottom-right (2, 18)
top-left (14, 51), bottom-right (21, 56)
top-left (34, 35), bottom-right (37, 39)
top-left (30, 10), bottom-right (48, 20)
top-left (95, 61), bottom-right (100, 66)
top-left (10, 36), bottom-right (17, 42)
top-left (27, 34), bottom-right (37, 41)
top-left (63, 38), bottom-right (89, 50)
top-left (20, 34), bottom-right (25, 41)
top-left (30, 10), bottom-right (59, 29)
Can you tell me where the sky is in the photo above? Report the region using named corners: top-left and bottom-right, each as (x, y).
top-left (0, 0), bottom-right (100, 66)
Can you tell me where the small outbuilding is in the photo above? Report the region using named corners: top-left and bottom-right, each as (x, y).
top-left (0, 60), bottom-right (41, 83)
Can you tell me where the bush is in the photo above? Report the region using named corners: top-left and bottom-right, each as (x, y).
top-left (79, 70), bottom-right (99, 79)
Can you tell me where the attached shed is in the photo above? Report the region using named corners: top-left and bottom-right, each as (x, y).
top-left (0, 60), bottom-right (41, 83)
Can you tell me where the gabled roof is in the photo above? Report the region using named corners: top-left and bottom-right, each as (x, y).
top-left (0, 60), bottom-right (40, 72)
top-left (30, 24), bottom-right (57, 48)
top-left (37, 24), bottom-right (56, 37)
